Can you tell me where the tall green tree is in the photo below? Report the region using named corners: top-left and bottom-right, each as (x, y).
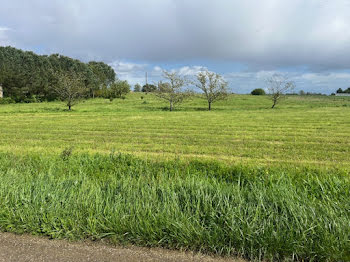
top-left (88, 61), bottom-right (116, 98)
top-left (0, 46), bottom-right (100, 102)
top-left (134, 83), bottom-right (141, 92)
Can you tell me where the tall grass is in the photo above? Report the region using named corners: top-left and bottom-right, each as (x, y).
top-left (0, 152), bottom-right (349, 261)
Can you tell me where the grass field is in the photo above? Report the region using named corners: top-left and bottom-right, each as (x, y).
top-left (1, 94), bottom-right (350, 261)
top-left (0, 94), bottom-right (349, 168)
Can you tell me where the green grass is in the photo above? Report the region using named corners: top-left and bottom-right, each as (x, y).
top-left (0, 94), bottom-right (349, 168)
top-left (0, 94), bottom-right (350, 261)
top-left (0, 153), bottom-right (349, 261)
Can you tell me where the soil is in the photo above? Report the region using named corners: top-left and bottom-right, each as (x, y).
top-left (0, 232), bottom-right (245, 262)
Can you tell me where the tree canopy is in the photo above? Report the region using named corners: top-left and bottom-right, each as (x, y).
top-left (88, 61), bottom-right (116, 98)
top-left (251, 88), bottom-right (266, 95)
top-left (154, 71), bottom-right (191, 111)
top-left (194, 70), bottom-right (228, 111)
top-left (336, 87), bottom-right (350, 94)
top-left (0, 46), bottom-right (114, 102)
top-left (142, 84), bottom-right (157, 93)
top-left (105, 80), bottom-right (131, 101)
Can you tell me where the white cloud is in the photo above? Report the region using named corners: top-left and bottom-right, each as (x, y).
top-left (177, 66), bottom-right (207, 76)
top-left (109, 61), bottom-right (147, 73)
top-left (300, 72), bottom-right (350, 83)
top-left (101, 59), bottom-right (350, 93)
top-left (224, 70), bottom-right (350, 94)
top-left (112, 63), bottom-right (209, 86)
top-left (0, 26), bottom-right (13, 46)
top-left (0, 27), bottom-right (11, 31)
top-left (153, 66), bottom-right (162, 72)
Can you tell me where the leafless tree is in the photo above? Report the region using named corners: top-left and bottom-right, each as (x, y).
top-left (154, 71), bottom-right (191, 111)
top-left (267, 74), bottom-right (295, 108)
top-left (194, 70), bottom-right (228, 111)
top-left (53, 71), bottom-right (87, 110)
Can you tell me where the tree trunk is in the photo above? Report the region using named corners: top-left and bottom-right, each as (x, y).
top-left (68, 105), bottom-right (71, 111)
top-left (170, 101), bottom-right (173, 111)
top-left (272, 95), bottom-right (279, 108)
top-left (208, 101), bottom-right (212, 111)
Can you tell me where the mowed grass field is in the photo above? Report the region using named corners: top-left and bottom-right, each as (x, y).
top-left (1, 94), bottom-right (350, 261)
top-left (0, 93), bottom-right (349, 168)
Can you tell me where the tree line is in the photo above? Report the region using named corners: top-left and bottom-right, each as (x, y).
top-left (133, 72), bottom-right (295, 110)
top-left (1, 46), bottom-right (298, 110)
top-left (0, 46), bottom-right (130, 106)
top-left (336, 87), bottom-right (350, 94)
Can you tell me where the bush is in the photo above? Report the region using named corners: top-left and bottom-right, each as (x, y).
top-left (0, 97), bottom-right (16, 104)
top-left (105, 80), bottom-right (130, 101)
top-left (142, 84), bottom-right (157, 93)
top-left (251, 88), bottom-right (266, 95)
top-left (23, 95), bottom-right (39, 103)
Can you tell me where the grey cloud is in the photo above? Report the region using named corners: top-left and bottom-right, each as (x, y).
top-left (1, 0), bottom-right (350, 69)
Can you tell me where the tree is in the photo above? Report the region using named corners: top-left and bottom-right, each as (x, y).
top-left (251, 88), bottom-right (266, 95)
top-left (53, 71), bottom-right (87, 110)
top-left (266, 74), bottom-right (295, 108)
top-left (194, 70), bottom-right (228, 111)
top-left (336, 88), bottom-right (343, 94)
top-left (134, 83), bottom-right (141, 92)
top-left (142, 84), bottom-right (157, 93)
top-left (106, 80), bottom-right (130, 101)
top-left (154, 71), bottom-right (191, 111)
top-left (0, 46), bottom-right (97, 102)
top-left (88, 61), bottom-right (116, 98)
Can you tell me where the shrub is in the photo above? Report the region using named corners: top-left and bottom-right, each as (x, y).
top-left (251, 88), bottom-right (266, 95)
top-left (0, 97), bottom-right (16, 104)
top-left (23, 95), bottom-right (39, 103)
top-left (105, 80), bottom-right (130, 101)
top-left (142, 84), bottom-right (157, 93)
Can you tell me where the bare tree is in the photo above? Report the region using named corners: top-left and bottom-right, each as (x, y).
top-left (154, 71), bottom-right (191, 111)
top-left (194, 70), bottom-right (228, 111)
top-left (53, 71), bottom-right (87, 110)
top-left (267, 74), bottom-right (295, 108)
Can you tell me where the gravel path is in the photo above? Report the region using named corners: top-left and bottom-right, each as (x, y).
top-left (0, 233), bottom-right (244, 262)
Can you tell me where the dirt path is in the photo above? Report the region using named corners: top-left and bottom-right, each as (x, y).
top-left (0, 233), bottom-right (244, 262)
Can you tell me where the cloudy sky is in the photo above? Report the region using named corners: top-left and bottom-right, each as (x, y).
top-left (1, 0), bottom-right (350, 93)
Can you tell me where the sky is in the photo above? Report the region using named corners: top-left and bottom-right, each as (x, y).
top-left (1, 0), bottom-right (350, 94)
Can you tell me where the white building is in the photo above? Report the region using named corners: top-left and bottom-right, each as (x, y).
top-left (335, 93), bottom-right (350, 97)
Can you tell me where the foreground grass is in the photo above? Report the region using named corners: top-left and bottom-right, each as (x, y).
top-left (0, 153), bottom-right (349, 261)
